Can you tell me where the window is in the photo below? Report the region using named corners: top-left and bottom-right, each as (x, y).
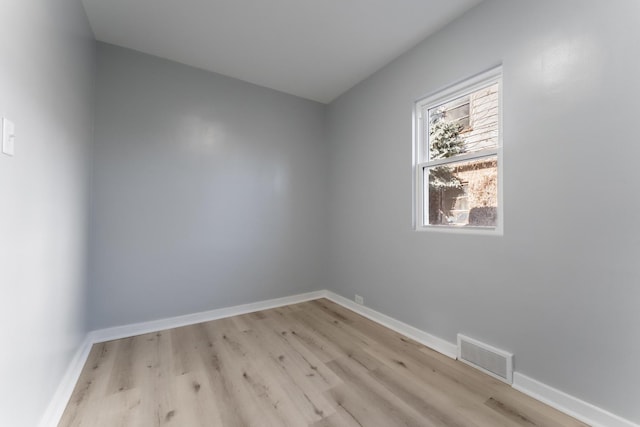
top-left (413, 67), bottom-right (502, 233)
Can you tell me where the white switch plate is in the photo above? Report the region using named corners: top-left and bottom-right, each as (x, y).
top-left (2, 118), bottom-right (15, 156)
top-left (355, 294), bottom-right (364, 305)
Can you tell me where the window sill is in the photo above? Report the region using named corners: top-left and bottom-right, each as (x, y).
top-left (414, 224), bottom-right (503, 236)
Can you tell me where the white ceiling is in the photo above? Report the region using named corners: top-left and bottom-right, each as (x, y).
top-left (81, 0), bottom-right (483, 103)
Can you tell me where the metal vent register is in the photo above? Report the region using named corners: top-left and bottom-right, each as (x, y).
top-left (457, 334), bottom-right (513, 383)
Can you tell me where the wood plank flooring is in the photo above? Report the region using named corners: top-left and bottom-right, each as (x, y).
top-left (58, 299), bottom-right (588, 426)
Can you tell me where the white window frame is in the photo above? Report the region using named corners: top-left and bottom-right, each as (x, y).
top-left (413, 66), bottom-right (503, 235)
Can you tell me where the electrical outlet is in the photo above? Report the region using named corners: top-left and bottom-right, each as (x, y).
top-left (355, 294), bottom-right (364, 305)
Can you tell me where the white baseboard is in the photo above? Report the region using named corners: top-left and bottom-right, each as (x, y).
top-left (89, 290), bottom-right (326, 343)
top-left (37, 335), bottom-right (94, 427)
top-left (39, 290), bottom-right (324, 427)
top-left (323, 290), bottom-right (458, 359)
top-left (325, 291), bottom-right (639, 427)
top-left (39, 289), bottom-right (639, 427)
top-left (513, 373), bottom-right (638, 427)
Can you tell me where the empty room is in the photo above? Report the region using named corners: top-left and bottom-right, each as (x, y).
top-left (2, 0), bottom-right (639, 426)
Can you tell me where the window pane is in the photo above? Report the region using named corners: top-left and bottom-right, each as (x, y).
top-left (428, 83), bottom-right (499, 161)
top-left (426, 156), bottom-right (498, 227)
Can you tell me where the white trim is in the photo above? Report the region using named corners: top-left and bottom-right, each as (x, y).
top-left (513, 373), bottom-right (639, 427)
top-left (37, 335), bottom-right (94, 427)
top-left (416, 69), bottom-right (503, 119)
top-left (418, 148), bottom-right (497, 168)
top-left (38, 290), bottom-right (639, 427)
top-left (323, 290), bottom-right (458, 359)
top-left (89, 290), bottom-right (326, 343)
top-left (414, 65), bottom-right (504, 108)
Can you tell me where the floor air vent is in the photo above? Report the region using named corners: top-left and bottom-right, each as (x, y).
top-left (457, 334), bottom-right (513, 384)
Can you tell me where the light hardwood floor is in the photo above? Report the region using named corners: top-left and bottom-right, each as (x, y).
top-left (59, 299), bottom-right (587, 426)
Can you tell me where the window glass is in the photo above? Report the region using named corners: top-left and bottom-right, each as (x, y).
top-left (425, 157), bottom-right (498, 227)
top-left (426, 83), bottom-right (499, 161)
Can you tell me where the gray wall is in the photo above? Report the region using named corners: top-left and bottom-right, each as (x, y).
top-left (88, 43), bottom-right (328, 329)
top-left (0, 0), bottom-right (95, 426)
top-left (5, 1), bottom-right (638, 425)
top-left (327, 0), bottom-right (640, 422)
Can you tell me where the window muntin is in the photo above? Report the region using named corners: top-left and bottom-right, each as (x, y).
top-left (414, 67), bottom-right (502, 232)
